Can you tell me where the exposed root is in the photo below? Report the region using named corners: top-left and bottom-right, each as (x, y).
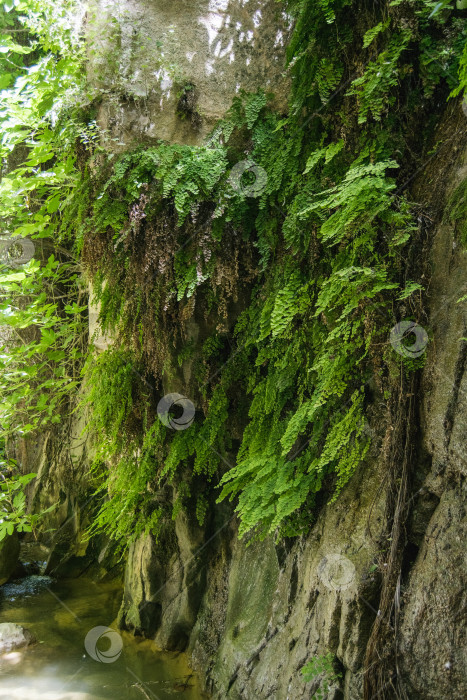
top-left (363, 372), bottom-right (417, 700)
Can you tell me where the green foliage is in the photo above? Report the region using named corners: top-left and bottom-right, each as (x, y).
top-left (3, 0), bottom-right (466, 549)
top-left (347, 30), bottom-right (412, 124)
top-left (0, 257), bottom-right (86, 438)
top-left (83, 348), bottom-right (142, 452)
top-left (419, 12), bottom-right (466, 95)
top-left (0, 1), bottom-right (33, 93)
top-left (445, 177), bottom-right (467, 245)
top-left (316, 0), bottom-right (350, 24)
top-left (149, 144), bottom-right (228, 223)
top-left (301, 653), bottom-right (342, 699)
top-left (0, 0), bottom-right (97, 446)
top-left (0, 462), bottom-right (54, 540)
top-left (298, 160), bottom-right (399, 245)
top-left (425, 0), bottom-right (455, 19)
top-left (83, 348), bottom-right (166, 553)
top-left (362, 20), bottom-right (390, 49)
top-left (398, 281), bottom-right (423, 300)
top-left (0, 469), bottom-right (35, 539)
top-left (450, 39), bottom-right (467, 100)
top-left (304, 140), bottom-right (344, 173)
top-left (91, 142), bottom-right (228, 229)
top-left (74, 0), bottom-right (467, 545)
top-left (244, 90), bottom-right (268, 129)
top-left (196, 494), bottom-right (209, 526)
top-left (315, 57), bottom-right (344, 103)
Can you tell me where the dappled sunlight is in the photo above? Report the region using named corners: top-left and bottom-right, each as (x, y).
top-left (0, 650), bottom-right (22, 665)
top-left (0, 577), bottom-right (202, 699)
top-left (0, 682), bottom-right (90, 700)
top-left (81, 0), bottom-right (291, 145)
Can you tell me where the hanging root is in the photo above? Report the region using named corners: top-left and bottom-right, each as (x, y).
top-left (363, 372), bottom-right (417, 700)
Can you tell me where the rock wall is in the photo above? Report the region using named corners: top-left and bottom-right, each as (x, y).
top-left (13, 3), bottom-right (467, 699)
top-left (102, 105), bottom-right (467, 698)
top-left (397, 114), bottom-right (467, 699)
top-left (0, 534), bottom-right (20, 586)
top-left (7, 395), bottom-right (122, 581)
top-left (86, 0), bottom-right (291, 149)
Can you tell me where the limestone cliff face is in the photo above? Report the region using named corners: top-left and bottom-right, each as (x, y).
top-left (112, 120), bottom-right (467, 699)
top-left (13, 3), bottom-right (467, 699)
top-left (396, 116), bottom-right (467, 699)
top-left (86, 0), bottom-right (291, 149)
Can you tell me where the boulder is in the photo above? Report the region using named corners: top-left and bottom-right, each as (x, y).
top-left (0, 533), bottom-right (20, 585)
top-left (0, 623), bottom-right (36, 654)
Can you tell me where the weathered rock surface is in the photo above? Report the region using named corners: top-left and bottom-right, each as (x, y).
top-left (396, 123), bottom-right (467, 700)
top-left (7, 396), bottom-right (122, 583)
top-left (87, 0), bottom-right (291, 149)
top-left (10, 4), bottom-right (467, 699)
top-left (0, 623), bottom-right (36, 655)
top-left (117, 495), bottom-right (208, 651)
top-left (112, 109), bottom-right (467, 699)
top-left (121, 451), bottom-right (385, 699)
top-left (0, 534), bottom-right (20, 586)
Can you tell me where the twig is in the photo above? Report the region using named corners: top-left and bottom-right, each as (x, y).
top-left (132, 684), bottom-right (152, 700)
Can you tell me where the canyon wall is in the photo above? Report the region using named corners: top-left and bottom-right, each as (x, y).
top-left (11, 2), bottom-right (466, 698)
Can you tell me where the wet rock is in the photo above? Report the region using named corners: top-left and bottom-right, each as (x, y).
top-left (0, 623), bottom-right (36, 654)
top-left (0, 575), bottom-right (54, 601)
top-left (118, 481), bottom-right (208, 649)
top-left (396, 145), bottom-right (467, 699)
top-left (189, 460), bottom-right (384, 699)
top-left (9, 560), bottom-right (28, 581)
top-left (0, 534), bottom-right (20, 586)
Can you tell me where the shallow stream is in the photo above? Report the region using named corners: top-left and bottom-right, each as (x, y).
top-left (0, 574), bottom-right (203, 700)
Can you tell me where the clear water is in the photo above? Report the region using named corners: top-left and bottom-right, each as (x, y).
top-left (0, 574), bottom-right (203, 700)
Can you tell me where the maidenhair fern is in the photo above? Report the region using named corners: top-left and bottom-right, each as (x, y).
top-left (347, 30), bottom-right (412, 124)
top-left (298, 160), bottom-right (399, 246)
top-left (73, 0), bottom-right (467, 545)
top-left (362, 20), bottom-right (390, 49)
top-left (315, 57), bottom-right (344, 103)
top-left (2, 0), bottom-right (465, 550)
top-left (450, 38), bottom-right (467, 100)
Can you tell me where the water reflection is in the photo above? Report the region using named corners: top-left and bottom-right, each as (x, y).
top-left (0, 576), bottom-right (202, 700)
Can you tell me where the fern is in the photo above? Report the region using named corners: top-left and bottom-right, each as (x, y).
top-left (315, 57), bottom-right (344, 103)
top-left (74, 0), bottom-right (465, 545)
top-left (316, 0), bottom-right (348, 24)
top-left (304, 139), bottom-right (344, 174)
top-left (244, 91), bottom-right (268, 129)
top-left (362, 20), bottom-right (390, 49)
top-left (299, 160), bottom-right (399, 246)
top-left (347, 30), bottom-right (412, 123)
top-left (450, 39), bottom-right (467, 99)
top-left (301, 653), bottom-right (342, 698)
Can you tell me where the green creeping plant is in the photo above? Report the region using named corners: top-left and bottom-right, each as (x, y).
top-left (0, 471), bottom-right (37, 540)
